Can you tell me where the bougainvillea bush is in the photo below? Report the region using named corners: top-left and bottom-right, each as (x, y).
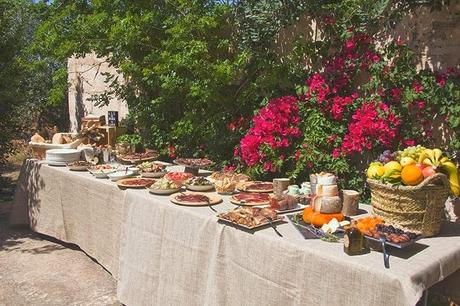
top-left (235, 28), bottom-right (460, 197)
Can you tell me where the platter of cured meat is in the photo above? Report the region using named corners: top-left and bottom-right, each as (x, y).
top-left (116, 178), bottom-right (156, 188)
top-left (173, 158), bottom-right (213, 168)
top-left (170, 192), bottom-right (222, 206)
top-left (217, 207), bottom-right (284, 230)
top-left (120, 151), bottom-right (159, 163)
top-left (237, 181), bottom-right (273, 193)
top-left (230, 192), bottom-right (271, 206)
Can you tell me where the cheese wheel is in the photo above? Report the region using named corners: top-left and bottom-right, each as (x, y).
top-left (313, 196), bottom-right (342, 213)
top-left (315, 184), bottom-right (339, 197)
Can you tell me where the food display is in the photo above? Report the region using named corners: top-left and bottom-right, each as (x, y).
top-left (237, 181), bottom-right (273, 193)
top-left (217, 207), bottom-right (282, 229)
top-left (138, 162), bottom-right (167, 178)
top-left (174, 158), bottom-right (213, 168)
top-left (149, 178), bottom-right (181, 195)
top-left (170, 192), bottom-right (222, 206)
top-left (230, 192), bottom-right (271, 206)
top-left (270, 194), bottom-right (300, 212)
top-left (164, 172), bottom-right (194, 184)
top-left (367, 146), bottom-right (455, 237)
top-left (208, 171), bottom-right (250, 182)
top-left (107, 170), bottom-right (135, 181)
top-left (89, 164), bottom-right (114, 171)
top-left (185, 177), bottom-right (214, 191)
top-left (302, 206), bottom-right (345, 228)
top-left (316, 172), bottom-right (337, 185)
top-left (120, 151), bottom-right (159, 163)
top-left (355, 216), bottom-right (420, 245)
top-left (117, 178), bottom-right (156, 188)
top-left (89, 165), bottom-right (116, 178)
top-left (67, 160), bottom-right (92, 171)
top-left (367, 146), bottom-right (459, 196)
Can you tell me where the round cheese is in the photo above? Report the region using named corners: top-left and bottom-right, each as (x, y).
top-left (313, 196), bottom-right (343, 214)
top-left (315, 184), bottom-right (339, 197)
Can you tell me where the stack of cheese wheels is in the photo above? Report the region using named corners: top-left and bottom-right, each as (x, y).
top-left (302, 172), bottom-right (345, 227)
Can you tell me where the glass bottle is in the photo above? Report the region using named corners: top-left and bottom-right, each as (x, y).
top-left (343, 223), bottom-right (364, 256)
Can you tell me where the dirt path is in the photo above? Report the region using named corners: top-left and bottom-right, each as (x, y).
top-left (0, 158), bottom-right (120, 305)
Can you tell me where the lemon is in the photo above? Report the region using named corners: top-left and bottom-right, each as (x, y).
top-left (383, 161), bottom-right (402, 179)
top-left (367, 164), bottom-right (385, 179)
top-left (400, 156), bottom-right (416, 167)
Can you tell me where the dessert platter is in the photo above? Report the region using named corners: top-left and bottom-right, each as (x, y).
top-left (149, 178), bottom-right (182, 195)
top-left (138, 162), bottom-right (167, 178)
top-left (230, 192), bottom-right (271, 206)
top-left (116, 178), bottom-right (156, 188)
top-left (237, 181), bottom-right (273, 193)
top-left (170, 192), bottom-right (222, 206)
top-left (185, 177), bottom-right (214, 192)
top-left (217, 207), bottom-right (284, 230)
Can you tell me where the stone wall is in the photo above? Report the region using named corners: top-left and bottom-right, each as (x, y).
top-left (67, 3), bottom-right (460, 131)
top-left (67, 53), bottom-right (129, 132)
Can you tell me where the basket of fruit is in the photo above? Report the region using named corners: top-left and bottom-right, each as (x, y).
top-left (366, 146), bottom-right (458, 237)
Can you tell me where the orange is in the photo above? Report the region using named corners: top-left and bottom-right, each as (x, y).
top-left (401, 164), bottom-right (424, 186)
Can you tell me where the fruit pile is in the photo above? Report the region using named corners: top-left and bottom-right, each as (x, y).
top-left (367, 146), bottom-right (459, 196)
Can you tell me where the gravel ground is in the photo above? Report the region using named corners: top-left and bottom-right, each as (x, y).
top-left (0, 159), bottom-right (120, 306)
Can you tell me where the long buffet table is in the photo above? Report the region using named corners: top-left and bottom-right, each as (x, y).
top-left (10, 160), bottom-right (460, 306)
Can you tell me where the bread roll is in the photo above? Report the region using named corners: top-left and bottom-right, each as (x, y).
top-left (31, 133), bottom-right (45, 143)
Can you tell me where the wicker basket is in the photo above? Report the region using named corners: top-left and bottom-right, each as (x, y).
top-left (367, 173), bottom-right (450, 237)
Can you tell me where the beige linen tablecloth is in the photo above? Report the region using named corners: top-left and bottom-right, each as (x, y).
top-left (11, 160), bottom-right (460, 306)
top-left (118, 189), bottom-right (460, 306)
top-left (10, 160), bottom-right (125, 278)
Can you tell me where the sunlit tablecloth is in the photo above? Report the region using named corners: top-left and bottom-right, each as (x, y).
top-left (11, 160), bottom-right (460, 306)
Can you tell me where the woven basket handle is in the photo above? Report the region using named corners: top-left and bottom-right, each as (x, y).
top-left (417, 173), bottom-right (450, 190)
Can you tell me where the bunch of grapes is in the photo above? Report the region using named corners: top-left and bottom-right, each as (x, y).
top-left (396, 145), bottom-right (426, 162)
top-left (378, 150), bottom-right (397, 163)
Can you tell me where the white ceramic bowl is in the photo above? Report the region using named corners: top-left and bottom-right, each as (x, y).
top-left (149, 187), bottom-right (181, 195)
top-left (128, 167), bottom-right (140, 175)
top-left (90, 169), bottom-right (116, 178)
top-left (185, 184), bottom-right (214, 192)
top-left (107, 171), bottom-right (135, 181)
top-left (141, 171), bottom-right (167, 178)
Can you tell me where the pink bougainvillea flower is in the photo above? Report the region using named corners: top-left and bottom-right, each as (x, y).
top-left (294, 149), bottom-right (301, 161)
top-left (412, 81), bottom-right (423, 93)
top-left (168, 145), bottom-right (176, 158)
top-left (224, 164), bottom-right (237, 172)
top-left (239, 96), bottom-right (301, 167)
top-left (391, 88), bottom-right (402, 100)
top-left (404, 139), bottom-right (415, 146)
top-left (396, 38), bottom-right (405, 46)
top-left (436, 74), bottom-right (446, 87)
